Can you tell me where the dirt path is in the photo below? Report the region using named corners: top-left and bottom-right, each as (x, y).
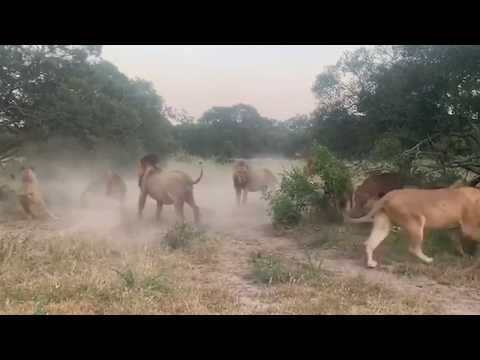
top-left (213, 233), bottom-right (269, 312)
top-left (205, 213), bottom-right (480, 314)
top-left (314, 249), bottom-right (480, 315)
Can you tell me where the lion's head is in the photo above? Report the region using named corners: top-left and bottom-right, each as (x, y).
top-left (233, 160), bottom-right (250, 187)
top-left (138, 153), bottom-right (160, 188)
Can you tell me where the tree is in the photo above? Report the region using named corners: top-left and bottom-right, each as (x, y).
top-left (310, 45), bottom-right (480, 179)
top-left (0, 45), bottom-right (174, 164)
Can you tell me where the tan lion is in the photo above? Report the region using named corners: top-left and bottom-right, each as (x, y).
top-left (81, 170), bottom-right (127, 208)
top-left (344, 187), bottom-right (480, 268)
top-left (138, 153), bottom-right (203, 224)
top-left (232, 160), bottom-right (278, 205)
top-left (18, 166), bottom-right (58, 220)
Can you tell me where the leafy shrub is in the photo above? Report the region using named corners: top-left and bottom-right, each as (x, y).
top-left (268, 193), bottom-right (303, 228)
top-left (266, 145), bottom-right (352, 228)
top-left (309, 145), bottom-right (353, 199)
top-left (371, 135), bottom-right (403, 162)
top-left (265, 166), bottom-right (323, 227)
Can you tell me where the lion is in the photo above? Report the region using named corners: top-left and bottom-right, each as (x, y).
top-left (81, 170), bottom-right (127, 208)
top-left (343, 186), bottom-right (480, 268)
top-left (346, 174), bottom-right (480, 257)
top-left (232, 160), bottom-right (278, 205)
top-left (138, 153), bottom-right (203, 224)
top-left (348, 173), bottom-right (406, 217)
top-left (18, 166), bottom-right (58, 220)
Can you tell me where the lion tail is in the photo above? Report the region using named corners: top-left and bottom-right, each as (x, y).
top-left (343, 195), bottom-right (388, 224)
top-left (192, 162), bottom-right (203, 185)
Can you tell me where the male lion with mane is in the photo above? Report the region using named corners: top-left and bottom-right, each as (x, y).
top-left (232, 160), bottom-right (277, 205)
top-left (349, 173), bottom-right (405, 217)
top-left (138, 153), bottom-right (203, 224)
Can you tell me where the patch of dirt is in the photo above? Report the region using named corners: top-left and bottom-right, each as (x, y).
top-left (309, 249), bottom-right (480, 315)
top-left (206, 212), bottom-right (480, 314)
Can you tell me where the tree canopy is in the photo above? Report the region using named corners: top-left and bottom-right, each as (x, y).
top-left (310, 45), bottom-right (480, 178)
top-left (0, 45), bottom-right (174, 164)
top-left (3, 44), bottom-right (479, 177)
top-left (173, 104), bottom-right (310, 159)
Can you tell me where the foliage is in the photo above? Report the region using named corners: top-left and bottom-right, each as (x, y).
top-left (267, 146), bottom-right (351, 227)
top-left (266, 166), bottom-right (323, 227)
top-left (4, 44), bottom-right (480, 182)
top-left (174, 105), bottom-right (310, 159)
top-left (308, 145), bottom-right (353, 199)
top-left (310, 45), bottom-right (480, 177)
top-left (371, 134), bottom-right (403, 162)
top-left (0, 45), bottom-right (174, 162)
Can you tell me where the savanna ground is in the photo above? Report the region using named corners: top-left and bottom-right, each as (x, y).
top-left (1, 158), bottom-right (480, 314)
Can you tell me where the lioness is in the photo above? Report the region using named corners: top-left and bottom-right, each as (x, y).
top-left (344, 187), bottom-right (480, 268)
top-left (18, 166), bottom-right (58, 220)
top-left (232, 160), bottom-right (277, 205)
top-left (81, 170), bottom-right (127, 208)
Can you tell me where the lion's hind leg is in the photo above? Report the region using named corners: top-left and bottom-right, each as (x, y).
top-left (449, 228), bottom-right (466, 257)
top-left (185, 190), bottom-right (200, 225)
top-left (19, 194), bottom-right (35, 219)
top-left (242, 190), bottom-right (248, 205)
top-left (364, 212), bottom-right (392, 268)
top-left (405, 215), bottom-right (433, 264)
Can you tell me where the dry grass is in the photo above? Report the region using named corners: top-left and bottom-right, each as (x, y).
top-left (1, 158), bottom-right (471, 315)
top-left (0, 222), bottom-right (239, 315)
top-left (260, 277), bottom-right (442, 315)
top-left (295, 221), bottom-right (480, 291)
top-left (249, 252), bottom-right (442, 314)
top-left (0, 219), bottom-right (445, 315)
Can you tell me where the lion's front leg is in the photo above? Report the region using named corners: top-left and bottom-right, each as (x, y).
top-left (242, 190), bottom-right (248, 205)
top-left (235, 186), bottom-right (242, 206)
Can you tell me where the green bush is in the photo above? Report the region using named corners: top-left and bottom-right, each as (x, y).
top-left (269, 193), bottom-right (303, 228)
top-left (265, 166), bottom-right (323, 227)
top-left (309, 145), bottom-right (353, 199)
top-left (266, 145), bottom-right (353, 228)
top-left (371, 135), bottom-right (403, 162)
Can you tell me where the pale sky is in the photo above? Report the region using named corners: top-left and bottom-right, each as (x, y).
top-left (102, 45), bottom-right (366, 121)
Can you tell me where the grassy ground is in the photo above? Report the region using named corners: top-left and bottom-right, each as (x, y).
top-left (1, 158), bottom-right (478, 314)
top-left (250, 251), bottom-right (442, 314)
top-left (0, 221), bottom-right (240, 315)
top-left (294, 222), bottom-right (480, 291)
top-left (0, 218), bottom-right (446, 315)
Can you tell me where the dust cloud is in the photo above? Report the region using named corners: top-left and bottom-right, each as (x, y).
top-left (3, 156), bottom-right (303, 244)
